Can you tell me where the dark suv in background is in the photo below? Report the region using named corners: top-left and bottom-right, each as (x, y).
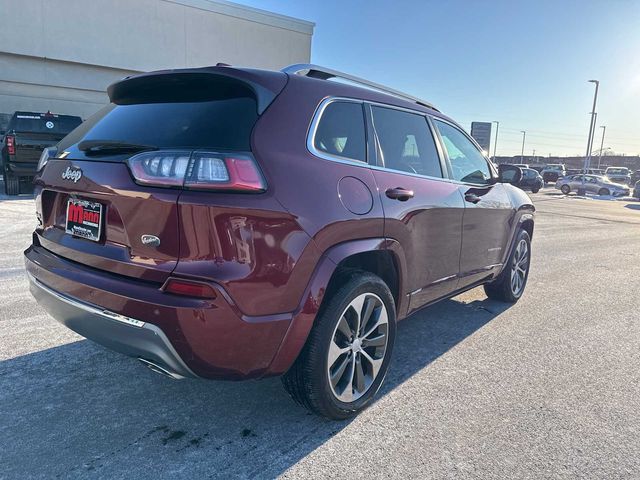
top-left (1, 111), bottom-right (82, 195)
top-left (25, 64), bottom-right (534, 419)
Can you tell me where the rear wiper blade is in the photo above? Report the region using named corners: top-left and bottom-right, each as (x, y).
top-left (78, 140), bottom-right (159, 155)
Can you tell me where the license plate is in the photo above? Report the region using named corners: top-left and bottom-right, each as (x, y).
top-left (65, 198), bottom-right (103, 242)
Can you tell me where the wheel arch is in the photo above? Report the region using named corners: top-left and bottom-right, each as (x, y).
top-left (265, 237), bottom-right (407, 376)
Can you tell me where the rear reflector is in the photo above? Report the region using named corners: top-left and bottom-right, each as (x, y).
top-left (6, 135), bottom-right (15, 155)
top-left (163, 278), bottom-right (218, 299)
top-left (127, 150), bottom-right (265, 192)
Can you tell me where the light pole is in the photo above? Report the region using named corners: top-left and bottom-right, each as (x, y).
top-left (520, 131), bottom-right (526, 162)
top-left (597, 125), bottom-right (606, 169)
top-left (580, 80), bottom-right (599, 194)
top-left (492, 121), bottom-right (500, 161)
top-left (532, 149), bottom-right (536, 164)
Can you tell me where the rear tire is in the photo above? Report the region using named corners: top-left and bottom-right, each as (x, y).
top-left (598, 188), bottom-right (609, 196)
top-left (484, 229), bottom-right (531, 303)
top-left (282, 270), bottom-right (396, 420)
top-left (531, 186), bottom-right (540, 194)
top-left (560, 184), bottom-right (570, 194)
top-left (3, 164), bottom-right (19, 196)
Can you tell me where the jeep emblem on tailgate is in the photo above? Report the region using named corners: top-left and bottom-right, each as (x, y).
top-left (61, 166), bottom-right (82, 183)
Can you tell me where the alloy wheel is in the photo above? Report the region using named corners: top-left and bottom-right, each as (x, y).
top-left (510, 239), bottom-right (529, 296)
top-left (327, 293), bottom-right (389, 403)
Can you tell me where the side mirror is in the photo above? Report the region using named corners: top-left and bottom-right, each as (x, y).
top-left (498, 164), bottom-right (522, 185)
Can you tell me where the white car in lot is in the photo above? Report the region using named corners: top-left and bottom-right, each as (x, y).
top-left (555, 174), bottom-right (630, 196)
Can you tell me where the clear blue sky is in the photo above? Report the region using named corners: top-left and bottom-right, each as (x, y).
top-left (237, 0), bottom-right (640, 157)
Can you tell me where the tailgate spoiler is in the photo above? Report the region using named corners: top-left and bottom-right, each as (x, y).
top-left (107, 66), bottom-right (288, 114)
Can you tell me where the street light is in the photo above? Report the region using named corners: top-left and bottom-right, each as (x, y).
top-left (597, 125), bottom-right (606, 169)
top-left (580, 79), bottom-right (599, 195)
top-left (492, 121), bottom-right (500, 161)
top-left (520, 131), bottom-right (526, 162)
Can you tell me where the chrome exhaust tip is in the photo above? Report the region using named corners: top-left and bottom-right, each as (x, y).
top-left (138, 358), bottom-right (185, 380)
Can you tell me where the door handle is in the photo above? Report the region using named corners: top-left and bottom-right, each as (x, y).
top-left (465, 193), bottom-right (482, 204)
top-left (385, 187), bottom-right (414, 201)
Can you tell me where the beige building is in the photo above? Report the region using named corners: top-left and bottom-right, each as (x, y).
top-left (0, 0), bottom-right (314, 130)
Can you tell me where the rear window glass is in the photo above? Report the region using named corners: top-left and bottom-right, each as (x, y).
top-left (12, 114), bottom-right (81, 135)
top-left (59, 98), bottom-right (258, 152)
top-left (313, 101), bottom-right (366, 162)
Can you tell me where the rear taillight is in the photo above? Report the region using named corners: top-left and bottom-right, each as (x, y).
top-left (6, 135), bottom-right (15, 155)
top-left (37, 146), bottom-right (57, 171)
top-left (163, 278), bottom-right (218, 299)
top-left (127, 151), bottom-right (266, 192)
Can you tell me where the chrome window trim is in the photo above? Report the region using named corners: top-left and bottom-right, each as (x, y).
top-left (306, 96), bottom-right (496, 187)
top-left (306, 97), bottom-right (369, 166)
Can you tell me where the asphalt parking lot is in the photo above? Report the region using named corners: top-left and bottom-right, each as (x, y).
top-left (2, 186), bottom-right (640, 479)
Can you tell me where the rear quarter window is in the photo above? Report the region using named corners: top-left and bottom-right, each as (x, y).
top-left (312, 101), bottom-right (366, 162)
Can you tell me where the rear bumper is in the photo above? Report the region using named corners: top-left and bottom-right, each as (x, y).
top-left (24, 243), bottom-right (293, 380)
top-left (28, 272), bottom-right (197, 379)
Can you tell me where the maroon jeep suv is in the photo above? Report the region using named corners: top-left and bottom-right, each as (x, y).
top-left (25, 64), bottom-right (534, 419)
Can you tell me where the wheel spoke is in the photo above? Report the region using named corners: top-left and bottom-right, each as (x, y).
top-left (343, 355), bottom-right (357, 402)
top-left (336, 315), bottom-right (352, 340)
top-left (354, 356), bottom-right (366, 393)
top-left (348, 295), bottom-right (366, 338)
top-left (362, 333), bottom-right (386, 348)
top-left (360, 349), bottom-right (383, 378)
top-left (330, 353), bottom-right (351, 388)
top-left (328, 339), bottom-right (350, 367)
top-left (362, 306), bottom-right (388, 339)
top-left (359, 297), bottom-right (376, 336)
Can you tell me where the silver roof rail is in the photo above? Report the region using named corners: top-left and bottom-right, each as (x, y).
top-left (282, 63), bottom-right (438, 111)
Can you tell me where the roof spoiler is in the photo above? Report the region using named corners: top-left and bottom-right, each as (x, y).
top-left (107, 68), bottom-right (286, 114)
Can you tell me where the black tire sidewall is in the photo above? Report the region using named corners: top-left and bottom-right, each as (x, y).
top-left (561, 185), bottom-right (570, 194)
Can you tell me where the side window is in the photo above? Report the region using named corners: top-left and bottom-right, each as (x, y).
top-left (434, 120), bottom-right (492, 184)
top-left (313, 101), bottom-right (366, 162)
top-left (371, 106), bottom-right (442, 178)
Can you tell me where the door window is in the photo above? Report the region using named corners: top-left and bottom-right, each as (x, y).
top-left (371, 106), bottom-right (442, 178)
top-left (434, 120), bottom-right (492, 184)
top-left (312, 101), bottom-right (366, 162)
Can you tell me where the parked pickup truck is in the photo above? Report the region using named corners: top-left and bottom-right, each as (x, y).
top-left (1, 111), bottom-right (82, 195)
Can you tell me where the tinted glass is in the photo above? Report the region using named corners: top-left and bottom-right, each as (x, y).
top-left (59, 98), bottom-right (258, 152)
top-left (313, 102), bottom-right (366, 162)
top-left (434, 120), bottom-right (491, 184)
top-left (12, 114), bottom-right (82, 135)
top-left (371, 106), bottom-right (442, 178)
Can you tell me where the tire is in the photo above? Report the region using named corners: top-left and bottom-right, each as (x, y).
top-left (598, 188), bottom-right (609, 196)
top-left (531, 186), bottom-right (540, 194)
top-left (560, 184), bottom-right (570, 194)
top-left (282, 270), bottom-right (396, 420)
top-left (484, 229), bottom-right (531, 303)
top-left (3, 164), bottom-right (19, 196)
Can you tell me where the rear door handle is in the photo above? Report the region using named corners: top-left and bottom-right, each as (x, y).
top-left (465, 193), bottom-right (482, 204)
top-left (385, 187), bottom-right (414, 201)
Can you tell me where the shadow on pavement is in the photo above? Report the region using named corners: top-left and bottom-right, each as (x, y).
top-left (0, 293), bottom-right (510, 478)
top-left (624, 203), bottom-right (640, 210)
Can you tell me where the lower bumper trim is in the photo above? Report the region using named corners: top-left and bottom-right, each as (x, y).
top-left (28, 272), bottom-right (198, 379)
